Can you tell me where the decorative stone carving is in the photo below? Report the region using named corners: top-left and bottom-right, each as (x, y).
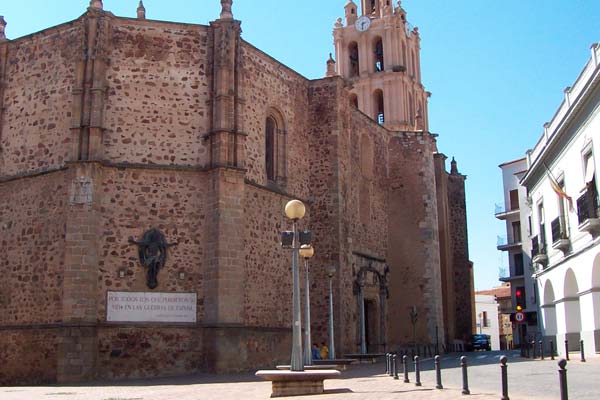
top-left (89, 0), bottom-right (103, 10)
top-left (0, 16), bottom-right (6, 41)
top-left (129, 228), bottom-right (177, 289)
top-left (69, 176), bottom-right (93, 205)
top-left (220, 0), bottom-right (233, 19)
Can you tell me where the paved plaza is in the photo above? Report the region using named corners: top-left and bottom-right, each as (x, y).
top-left (2, 351), bottom-right (599, 400)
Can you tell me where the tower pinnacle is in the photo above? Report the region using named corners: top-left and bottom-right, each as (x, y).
top-left (450, 157), bottom-right (459, 175)
top-left (220, 0), bottom-right (233, 20)
top-left (0, 16), bottom-right (6, 41)
top-left (89, 0), bottom-right (103, 10)
top-left (137, 1), bottom-right (146, 20)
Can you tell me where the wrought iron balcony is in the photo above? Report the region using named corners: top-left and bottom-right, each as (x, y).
top-left (577, 188), bottom-right (600, 235)
top-left (531, 235), bottom-right (548, 267)
top-left (551, 216), bottom-right (570, 252)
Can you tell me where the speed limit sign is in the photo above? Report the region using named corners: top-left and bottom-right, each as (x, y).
top-left (515, 311), bottom-right (525, 323)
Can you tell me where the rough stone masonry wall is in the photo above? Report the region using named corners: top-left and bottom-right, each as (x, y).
top-left (242, 184), bottom-right (295, 368)
top-left (434, 155), bottom-right (457, 343)
top-left (304, 78), bottom-right (392, 353)
top-left (338, 92), bottom-right (392, 352)
top-left (448, 173), bottom-right (473, 340)
top-left (240, 42), bottom-right (311, 195)
top-left (386, 132), bottom-right (444, 346)
top-left (103, 19), bottom-right (211, 167)
top-left (0, 23), bottom-right (79, 177)
top-left (94, 166), bottom-right (208, 379)
top-left (0, 171), bottom-right (69, 384)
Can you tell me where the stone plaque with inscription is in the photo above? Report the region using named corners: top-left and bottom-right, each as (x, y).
top-left (107, 291), bottom-right (197, 323)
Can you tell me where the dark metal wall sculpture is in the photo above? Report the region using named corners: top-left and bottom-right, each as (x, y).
top-left (129, 228), bottom-right (177, 289)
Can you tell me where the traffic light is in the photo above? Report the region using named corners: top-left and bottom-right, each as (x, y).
top-left (515, 287), bottom-right (525, 311)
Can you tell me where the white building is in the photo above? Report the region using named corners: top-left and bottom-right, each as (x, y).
top-left (520, 43), bottom-right (600, 358)
top-left (475, 294), bottom-right (500, 351)
top-left (496, 158), bottom-right (539, 346)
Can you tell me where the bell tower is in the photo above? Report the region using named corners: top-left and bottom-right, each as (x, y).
top-left (332, 0), bottom-right (429, 131)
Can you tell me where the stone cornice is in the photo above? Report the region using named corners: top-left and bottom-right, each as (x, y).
top-left (0, 322), bottom-right (291, 332)
top-left (244, 178), bottom-right (309, 204)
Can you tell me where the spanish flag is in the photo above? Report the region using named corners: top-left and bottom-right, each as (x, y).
top-left (544, 163), bottom-right (574, 212)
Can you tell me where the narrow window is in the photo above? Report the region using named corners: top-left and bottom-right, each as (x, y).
top-left (265, 117), bottom-right (276, 181)
top-left (514, 253), bottom-right (524, 276)
top-left (370, 0), bottom-right (377, 13)
top-left (408, 93), bottom-right (414, 126)
top-left (538, 202), bottom-right (545, 248)
top-left (512, 221), bottom-right (521, 243)
top-left (350, 93), bottom-right (359, 108)
top-left (349, 42), bottom-right (359, 78)
top-left (584, 151), bottom-right (598, 207)
top-left (509, 189), bottom-right (519, 210)
top-left (374, 89), bottom-right (384, 124)
top-left (374, 38), bottom-right (384, 72)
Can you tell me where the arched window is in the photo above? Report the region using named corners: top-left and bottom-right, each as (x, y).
top-left (349, 42), bottom-right (359, 78)
top-left (408, 93), bottom-right (414, 126)
top-left (374, 37), bottom-right (384, 72)
top-left (350, 93), bottom-right (359, 108)
top-left (401, 42), bottom-right (406, 68)
top-left (265, 109), bottom-right (287, 186)
top-left (374, 89), bottom-right (384, 125)
top-left (369, 0), bottom-right (377, 14)
top-left (411, 49), bottom-right (416, 77)
top-left (265, 116), bottom-right (276, 182)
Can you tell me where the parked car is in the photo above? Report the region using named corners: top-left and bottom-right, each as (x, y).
top-left (468, 334), bottom-right (492, 351)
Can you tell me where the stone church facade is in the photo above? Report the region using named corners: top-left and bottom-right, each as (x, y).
top-left (0, 0), bottom-right (474, 384)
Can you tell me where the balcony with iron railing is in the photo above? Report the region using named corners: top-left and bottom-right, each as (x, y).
top-left (577, 187), bottom-right (600, 235)
top-left (496, 235), bottom-right (521, 251)
top-left (531, 235), bottom-right (548, 267)
top-left (551, 216), bottom-right (570, 252)
top-left (494, 203), bottom-right (520, 220)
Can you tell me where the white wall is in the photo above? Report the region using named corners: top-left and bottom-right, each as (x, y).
top-left (475, 294), bottom-right (501, 350)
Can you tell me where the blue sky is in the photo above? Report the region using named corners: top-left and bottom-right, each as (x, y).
top-left (3, 1), bottom-right (599, 290)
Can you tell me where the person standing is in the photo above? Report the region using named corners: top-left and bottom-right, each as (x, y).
top-left (320, 342), bottom-right (329, 360)
top-left (311, 343), bottom-right (322, 360)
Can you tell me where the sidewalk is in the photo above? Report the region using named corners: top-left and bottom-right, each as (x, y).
top-left (1, 362), bottom-right (505, 400)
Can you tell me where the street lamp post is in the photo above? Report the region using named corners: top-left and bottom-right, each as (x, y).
top-left (358, 275), bottom-right (367, 354)
top-left (327, 265), bottom-right (336, 360)
top-left (282, 199), bottom-right (310, 372)
top-left (300, 244), bottom-right (315, 366)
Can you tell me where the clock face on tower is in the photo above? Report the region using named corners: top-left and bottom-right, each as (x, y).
top-left (355, 16), bottom-right (371, 32)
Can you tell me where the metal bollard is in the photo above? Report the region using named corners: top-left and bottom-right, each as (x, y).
top-left (565, 340), bottom-right (569, 361)
top-left (500, 355), bottom-right (509, 400)
top-left (540, 340), bottom-right (544, 360)
top-left (580, 340), bottom-right (586, 362)
top-left (532, 340), bottom-right (537, 359)
top-left (558, 359), bottom-right (568, 400)
top-left (435, 355), bottom-right (443, 389)
top-left (551, 340), bottom-right (555, 360)
top-left (414, 356), bottom-right (422, 386)
top-left (390, 353), bottom-right (395, 376)
top-left (461, 356), bottom-right (470, 395)
top-left (403, 355), bottom-right (410, 383)
top-left (393, 355), bottom-right (399, 380)
top-left (386, 353), bottom-right (389, 374)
